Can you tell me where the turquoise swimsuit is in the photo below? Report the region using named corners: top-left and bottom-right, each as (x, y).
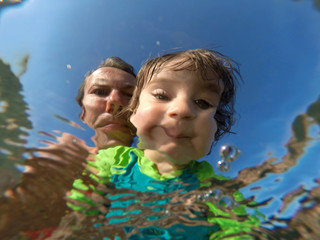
top-left (69, 146), bottom-right (261, 239)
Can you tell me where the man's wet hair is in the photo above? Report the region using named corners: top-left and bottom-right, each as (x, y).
top-left (76, 57), bottom-right (136, 107)
top-left (122, 48), bottom-right (241, 142)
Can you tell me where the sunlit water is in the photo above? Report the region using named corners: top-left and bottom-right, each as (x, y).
top-left (1, 51), bottom-right (319, 240)
top-left (1, 1), bottom-right (320, 239)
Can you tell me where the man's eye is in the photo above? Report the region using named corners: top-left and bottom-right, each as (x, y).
top-left (93, 89), bottom-right (109, 96)
top-left (194, 99), bottom-right (213, 109)
top-left (122, 91), bottom-right (133, 98)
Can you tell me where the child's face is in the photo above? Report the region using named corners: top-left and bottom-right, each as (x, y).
top-left (130, 62), bottom-right (223, 164)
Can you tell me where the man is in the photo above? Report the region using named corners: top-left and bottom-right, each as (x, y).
top-left (0, 57), bottom-right (137, 239)
top-left (76, 57), bottom-right (136, 151)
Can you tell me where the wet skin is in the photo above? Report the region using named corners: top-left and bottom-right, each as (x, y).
top-left (130, 64), bottom-right (224, 168)
top-left (81, 67), bottom-right (136, 149)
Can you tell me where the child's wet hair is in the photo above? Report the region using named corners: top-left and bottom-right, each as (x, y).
top-left (121, 48), bottom-right (241, 142)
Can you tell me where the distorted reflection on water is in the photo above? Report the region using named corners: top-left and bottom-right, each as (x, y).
top-left (1, 52), bottom-right (319, 239)
top-left (1, 0), bottom-right (320, 239)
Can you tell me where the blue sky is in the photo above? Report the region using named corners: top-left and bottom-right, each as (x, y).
top-left (1, 0), bottom-right (319, 217)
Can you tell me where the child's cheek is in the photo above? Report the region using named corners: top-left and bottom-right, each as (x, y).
top-left (130, 109), bottom-right (150, 135)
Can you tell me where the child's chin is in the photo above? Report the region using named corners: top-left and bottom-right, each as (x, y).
top-left (166, 153), bottom-right (193, 165)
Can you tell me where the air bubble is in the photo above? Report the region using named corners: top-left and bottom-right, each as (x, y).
top-left (219, 144), bottom-right (240, 161)
top-left (206, 188), bottom-right (221, 200)
top-left (218, 195), bottom-right (234, 208)
top-left (197, 188), bottom-right (221, 201)
top-left (217, 159), bottom-right (230, 172)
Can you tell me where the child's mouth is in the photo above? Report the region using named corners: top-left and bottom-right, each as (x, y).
top-left (163, 127), bottom-right (191, 139)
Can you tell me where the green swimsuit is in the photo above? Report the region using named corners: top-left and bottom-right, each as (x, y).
top-left (69, 146), bottom-right (261, 239)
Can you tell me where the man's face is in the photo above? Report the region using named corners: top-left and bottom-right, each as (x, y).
top-left (81, 67), bottom-right (136, 149)
top-left (130, 64), bottom-right (223, 165)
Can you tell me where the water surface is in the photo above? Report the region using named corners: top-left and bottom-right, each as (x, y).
top-left (0, 0), bottom-right (319, 239)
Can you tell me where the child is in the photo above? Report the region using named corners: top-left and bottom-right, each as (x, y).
top-left (67, 49), bottom-right (260, 239)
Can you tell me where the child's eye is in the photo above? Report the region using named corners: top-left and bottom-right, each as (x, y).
top-left (152, 89), bottom-right (169, 100)
top-left (194, 99), bottom-right (213, 109)
top-left (155, 94), bottom-right (168, 100)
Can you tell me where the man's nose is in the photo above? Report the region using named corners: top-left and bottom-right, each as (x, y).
top-left (105, 89), bottom-right (123, 115)
top-left (167, 99), bottom-right (196, 120)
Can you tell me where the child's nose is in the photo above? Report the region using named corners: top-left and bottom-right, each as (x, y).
top-left (167, 99), bottom-right (196, 120)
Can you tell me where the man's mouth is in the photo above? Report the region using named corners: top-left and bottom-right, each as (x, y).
top-left (96, 119), bottom-right (136, 136)
top-left (99, 122), bottom-right (127, 130)
top-left (95, 113), bottom-right (128, 128)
